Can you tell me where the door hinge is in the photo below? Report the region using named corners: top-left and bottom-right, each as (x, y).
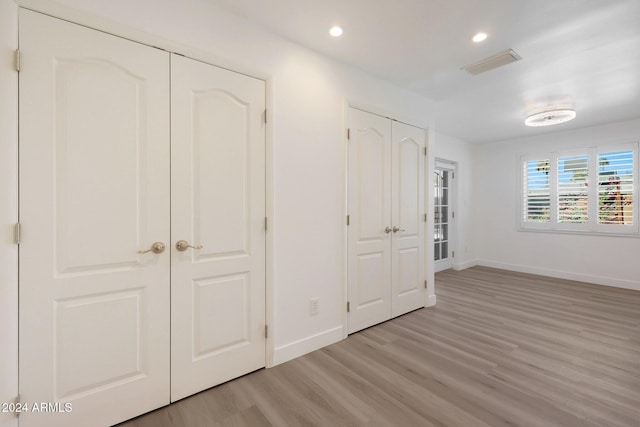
top-left (452, 211), bottom-right (455, 219)
top-left (263, 109), bottom-right (267, 124)
top-left (265, 217), bottom-right (268, 231)
top-left (452, 251), bottom-right (455, 258)
top-left (424, 280), bottom-right (427, 289)
top-left (347, 128), bottom-right (350, 140)
top-left (347, 301), bottom-right (350, 313)
top-left (346, 215), bottom-right (350, 226)
top-left (14, 394), bottom-right (20, 418)
top-left (452, 172), bottom-right (455, 179)
top-left (424, 147), bottom-right (427, 156)
top-left (265, 325), bottom-right (268, 339)
top-left (424, 213), bottom-right (427, 223)
top-left (14, 49), bottom-right (20, 72)
top-left (14, 223), bottom-right (21, 245)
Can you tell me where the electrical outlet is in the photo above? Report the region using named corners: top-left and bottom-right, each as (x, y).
top-left (310, 298), bottom-right (320, 316)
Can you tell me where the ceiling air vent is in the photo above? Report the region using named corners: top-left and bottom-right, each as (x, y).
top-left (462, 49), bottom-right (522, 75)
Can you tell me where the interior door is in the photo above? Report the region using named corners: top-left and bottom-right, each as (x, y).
top-left (347, 108), bottom-right (392, 334)
top-left (19, 9), bottom-right (170, 427)
top-left (391, 121), bottom-right (426, 316)
top-left (170, 54), bottom-right (266, 401)
top-left (434, 165), bottom-right (454, 272)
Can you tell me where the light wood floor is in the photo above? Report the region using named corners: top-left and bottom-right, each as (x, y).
top-left (118, 266), bottom-right (640, 427)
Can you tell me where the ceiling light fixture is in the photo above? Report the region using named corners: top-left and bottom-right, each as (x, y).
top-left (525, 109), bottom-right (576, 127)
top-left (329, 26), bottom-right (343, 37)
top-left (472, 32), bottom-right (488, 43)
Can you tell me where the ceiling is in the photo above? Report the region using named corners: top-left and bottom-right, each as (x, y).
top-left (209, 0), bottom-right (640, 144)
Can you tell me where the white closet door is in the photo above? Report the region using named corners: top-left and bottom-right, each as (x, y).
top-left (170, 54), bottom-right (266, 401)
top-left (19, 10), bottom-right (170, 427)
top-left (347, 108), bottom-right (392, 334)
top-left (391, 121), bottom-right (426, 316)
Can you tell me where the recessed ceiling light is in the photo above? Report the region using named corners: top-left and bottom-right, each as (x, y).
top-left (329, 26), bottom-right (343, 37)
top-left (472, 32), bottom-right (488, 43)
top-left (525, 109), bottom-right (576, 127)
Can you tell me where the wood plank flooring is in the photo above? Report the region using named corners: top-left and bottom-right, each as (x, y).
top-left (117, 267), bottom-right (640, 427)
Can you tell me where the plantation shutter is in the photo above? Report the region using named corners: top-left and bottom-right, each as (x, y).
top-left (598, 149), bottom-right (635, 226)
top-left (522, 159), bottom-right (550, 223)
top-left (557, 154), bottom-right (589, 224)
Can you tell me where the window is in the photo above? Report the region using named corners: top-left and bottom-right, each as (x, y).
top-left (434, 168), bottom-right (451, 262)
top-left (523, 159), bottom-right (550, 223)
top-left (598, 150), bottom-right (634, 225)
top-left (520, 143), bottom-right (639, 235)
top-left (557, 154), bottom-right (589, 225)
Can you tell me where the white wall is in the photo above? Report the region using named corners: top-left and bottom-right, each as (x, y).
top-left (433, 132), bottom-right (476, 271)
top-left (10, 0), bottom-right (436, 366)
top-left (0, 1), bottom-right (18, 426)
top-left (474, 118), bottom-right (640, 290)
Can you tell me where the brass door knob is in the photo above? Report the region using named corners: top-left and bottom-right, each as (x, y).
top-left (176, 240), bottom-right (203, 252)
top-left (137, 242), bottom-right (166, 254)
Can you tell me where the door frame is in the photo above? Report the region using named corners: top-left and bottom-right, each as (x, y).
top-left (433, 158), bottom-right (458, 273)
top-left (10, 0), bottom-right (276, 400)
top-left (343, 103), bottom-right (435, 338)
top-left (0, 2), bottom-right (19, 426)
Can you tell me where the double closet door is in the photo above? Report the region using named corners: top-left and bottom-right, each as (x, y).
top-left (19, 10), bottom-right (265, 427)
top-left (347, 108), bottom-right (426, 334)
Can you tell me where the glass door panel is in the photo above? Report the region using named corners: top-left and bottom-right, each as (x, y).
top-left (434, 169), bottom-right (450, 262)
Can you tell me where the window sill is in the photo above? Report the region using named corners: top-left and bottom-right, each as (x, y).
top-left (517, 227), bottom-right (640, 239)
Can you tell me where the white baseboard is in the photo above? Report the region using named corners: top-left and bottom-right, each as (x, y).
top-left (453, 259), bottom-right (478, 271)
top-left (426, 294), bottom-right (437, 307)
top-left (272, 326), bottom-right (344, 367)
top-left (477, 260), bottom-right (640, 292)
top-left (0, 418), bottom-right (18, 427)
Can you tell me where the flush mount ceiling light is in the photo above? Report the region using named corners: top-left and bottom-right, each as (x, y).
top-left (329, 26), bottom-right (343, 37)
top-left (472, 32), bottom-right (488, 43)
top-left (525, 109), bottom-right (576, 127)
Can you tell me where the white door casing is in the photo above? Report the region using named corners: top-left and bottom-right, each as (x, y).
top-left (391, 121), bottom-right (426, 317)
top-left (347, 108), bottom-right (392, 334)
top-left (0, 2), bottom-right (18, 426)
top-left (19, 9), bottom-right (170, 427)
top-left (347, 108), bottom-right (426, 333)
top-left (170, 54), bottom-right (266, 401)
top-left (434, 160), bottom-right (456, 272)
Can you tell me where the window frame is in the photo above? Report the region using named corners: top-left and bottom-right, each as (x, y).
top-left (518, 142), bottom-right (639, 236)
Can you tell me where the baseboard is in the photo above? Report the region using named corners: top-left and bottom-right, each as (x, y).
top-left (272, 326), bottom-right (344, 367)
top-left (426, 294), bottom-right (437, 307)
top-left (477, 260), bottom-right (640, 292)
top-left (453, 259), bottom-right (478, 271)
top-left (0, 418), bottom-right (18, 427)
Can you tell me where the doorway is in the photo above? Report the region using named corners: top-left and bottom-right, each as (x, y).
top-left (434, 160), bottom-right (456, 272)
top-left (346, 107), bottom-right (427, 334)
top-left (18, 10), bottom-right (267, 426)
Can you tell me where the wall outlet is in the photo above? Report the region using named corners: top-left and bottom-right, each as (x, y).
top-left (310, 298), bottom-right (320, 316)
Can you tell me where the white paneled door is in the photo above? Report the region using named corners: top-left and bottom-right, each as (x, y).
top-left (170, 54), bottom-right (266, 401)
top-left (347, 108), bottom-right (425, 334)
top-left (19, 10), bottom-right (266, 427)
top-left (347, 108), bottom-right (392, 333)
top-left (391, 122), bottom-right (426, 317)
top-left (19, 10), bottom-right (170, 427)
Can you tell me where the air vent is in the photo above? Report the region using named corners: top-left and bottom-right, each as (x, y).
top-left (462, 49), bottom-right (522, 75)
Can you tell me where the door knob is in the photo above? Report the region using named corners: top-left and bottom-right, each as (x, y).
top-left (384, 226), bottom-right (392, 234)
top-left (176, 240), bottom-right (203, 252)
top-left (392, 226), bottom-right (405, 233)
top-left (137, 242), bottom-right (166, 254)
